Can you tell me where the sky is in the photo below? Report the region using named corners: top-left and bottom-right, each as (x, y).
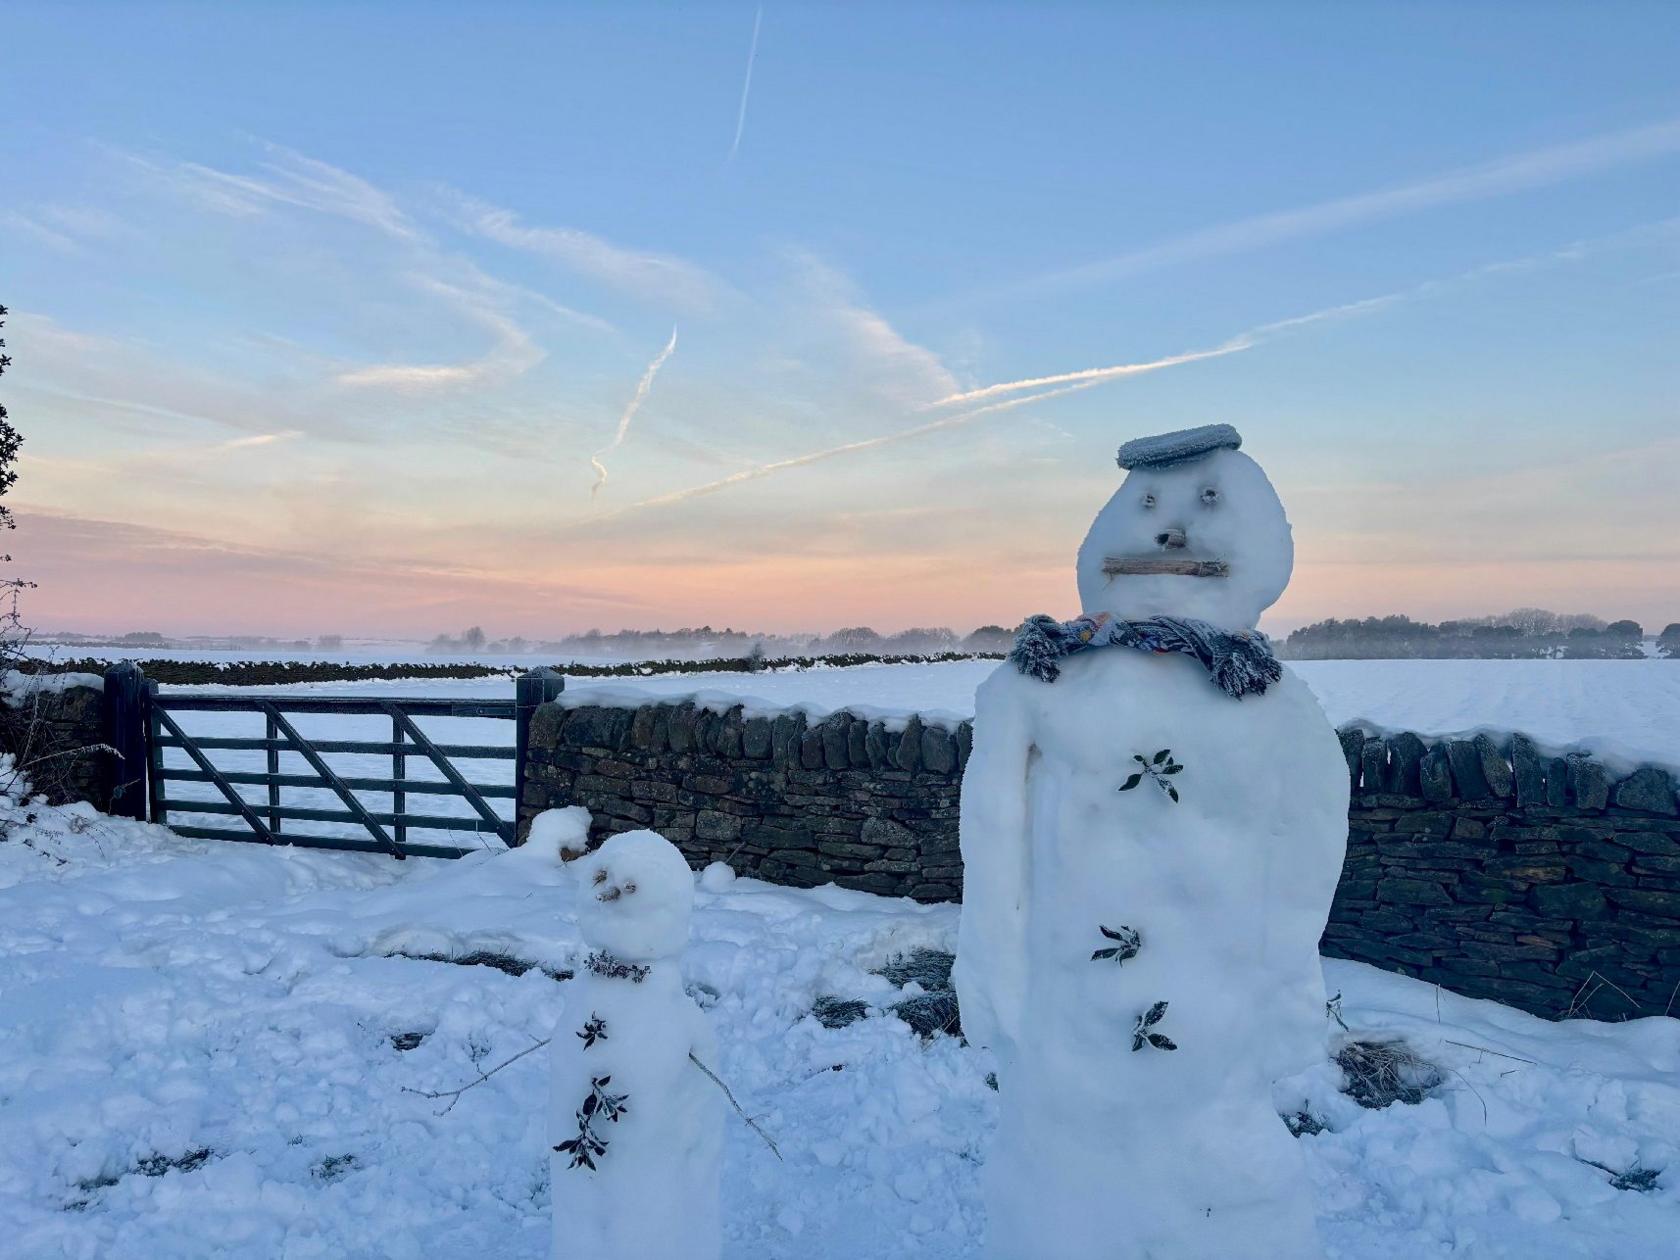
top-left (2, 1), bottom-right (1677, 640)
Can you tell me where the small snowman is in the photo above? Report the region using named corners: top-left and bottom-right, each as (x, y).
top-left (550, 830), bottom-right (721, 1260)
top-left (955, 425), bottom-right (1348, 1260)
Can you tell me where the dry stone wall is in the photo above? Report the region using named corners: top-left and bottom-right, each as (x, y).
top-left (522, 700), bottom-right (1680, 1023)
top-left (1327, 728), bottom-right (1680, 1022)
top-left (0, 677), bottom-right (111, 808)
top-left (521, 701), bottom-right (969, 901)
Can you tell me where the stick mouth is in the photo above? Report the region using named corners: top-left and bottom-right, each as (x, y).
top-left (1102, 556), bottom-right (1230, 578)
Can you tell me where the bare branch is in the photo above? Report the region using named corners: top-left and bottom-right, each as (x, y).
top-left (689, 1051), bottom-right (782, 1161)
top-left (403, 1036), bottom-right (550, 1115)
top-left (1441, 1039), bottom-right (1538, 1066)
top-left (1101, 557), bottom-right (1229, 578)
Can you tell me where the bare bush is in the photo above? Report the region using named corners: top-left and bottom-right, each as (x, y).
top-left (1335, 1038), bottom-right (1444, 1109)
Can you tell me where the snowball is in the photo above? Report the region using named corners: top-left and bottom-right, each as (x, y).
top-left (524, 805), bottom-right (592, 862)
top-left (575, 830), bottom-right (695, 963)
top-left (1075, 447), bottom-right (1292, 630)
top-left (698, 861), bottom-right (736, 893)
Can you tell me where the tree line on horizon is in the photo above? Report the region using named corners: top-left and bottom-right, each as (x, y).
top-left (425, 623), bottom-right (1018, 659)
top-left (1281, 609), bottom-right (1677, 660)
top-left (428, 608), bottom-right (1679, 662)
top-left (40, 612), bottom-right (1680, 665)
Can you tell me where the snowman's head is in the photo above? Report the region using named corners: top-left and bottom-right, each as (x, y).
top-left (1075, 425), bottom-right (1292, 630)
top-left (575, 829), bottom-right (694, 963)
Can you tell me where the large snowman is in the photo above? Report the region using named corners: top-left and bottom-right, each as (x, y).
top-left (953, 425), bottom-right (1347, 1260)
top-left (549, 829), bottom-right (722, 1260)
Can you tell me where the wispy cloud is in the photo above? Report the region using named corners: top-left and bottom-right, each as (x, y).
top-left (214, 431), bottom-right (302, 452)
top-left (3, 205), bottom-right (126, 254)
top-left (334, 363), bottom-right (483, 390)
top-left (591, 326), bottom-right (679, 498)
top-left (112, 142), bottom-right (627, 403)
top-left (132, 142), bottom-right (618, 338)
top-left (333, 276), bottom-right (546, 391)
top-left (3, 211), bottom-right (79, 253)
top-left (146, 145), bottom-right (422, 242)
top-left (792, 252), bottom-right (960, 405)
top-left (448, 192), bottom-right (725, 313)
top-left (727, 5), bottom-right (764, 164)
top-left (988, 116), bottom-right (1680, 301)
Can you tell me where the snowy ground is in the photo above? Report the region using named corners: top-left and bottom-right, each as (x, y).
top-left (2, 798), bottom-right (1677, 1259)
top-left (148, 658), bottom-right (1680, 850)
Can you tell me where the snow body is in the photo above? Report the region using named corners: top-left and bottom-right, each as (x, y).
top-left (526, 805), bottom-right (592, 862)
top-left (549, 830), bottom-right (721, 1260)
top-left (955, 442), bottom-right (1349, 1260)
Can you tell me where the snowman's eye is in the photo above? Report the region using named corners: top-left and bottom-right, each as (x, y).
top-left (1140, 493), bottom-right (1157, 510)
top-left (623, 881), bottom-right (637, 896)
top-left (1199, 486), bottom-right (1220, 506)
top-left (592, 868), bottom-right (608, 885)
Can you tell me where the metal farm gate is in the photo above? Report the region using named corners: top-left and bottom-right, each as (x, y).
top-left (103, 666), bottom-right (563, 860)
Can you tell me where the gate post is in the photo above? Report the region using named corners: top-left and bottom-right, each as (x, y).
top-left (102, 662), bottom-right (148, 821)
top-left (513, 668), bottom-right (565, 846)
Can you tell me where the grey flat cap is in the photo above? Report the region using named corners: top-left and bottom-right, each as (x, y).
top-left (1117, 423), bottom-right (1242, 470)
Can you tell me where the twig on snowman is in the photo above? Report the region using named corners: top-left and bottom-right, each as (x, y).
top-left (1091, 924), bottom-right (1142, 964)
top-left (1131, 1001), bottom-right (1178, 1052)
top-left (1119, 749), bottom-right (1184, 802)
top-left (578, 1013), bottom-right (609, 1048)
top-left (555, 1073), bottom-right (631, 1170)
top-left (402, 1035), bottom-right (551, 1115)
top-left (401, 1035), bottom-right (782, 1162)
top-left (688, 1051), bottom-right (783, 1161)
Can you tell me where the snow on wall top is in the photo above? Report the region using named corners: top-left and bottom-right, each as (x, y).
top-left (1, 669), bottom-right (103, 706)
top-left (555, 658), bottom-right (1680, 776)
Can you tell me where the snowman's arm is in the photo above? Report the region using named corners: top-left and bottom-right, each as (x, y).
top-left (952, 677), bottom-right (1035, 1052)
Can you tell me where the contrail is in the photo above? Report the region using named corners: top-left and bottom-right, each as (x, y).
top-left (597, 374), bottom-right (1145, 522)
top-left (919, 222), bottom-right (1662, 414)
top-left (726, 5), bottom-right (763, 164)
top-left (921, 339), bottom-right (1252, 410)
top-left (591, 326), bottom-right (678, 499)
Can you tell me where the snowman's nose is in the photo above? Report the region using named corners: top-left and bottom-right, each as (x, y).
top-left (1155, 528), bottom-right (1187, 549)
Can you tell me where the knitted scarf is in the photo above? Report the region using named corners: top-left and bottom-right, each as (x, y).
top-left (1009, 612), bottom-right (1282, 699)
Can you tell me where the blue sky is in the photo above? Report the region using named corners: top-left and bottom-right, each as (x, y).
top-left (2, 2), bottom-right (1677, 638)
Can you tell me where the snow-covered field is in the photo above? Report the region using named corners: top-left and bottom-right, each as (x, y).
top-left (551, 657), bottom-right (1680, 769)
top-left (1, 798), bottom-right (1676, 1259)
